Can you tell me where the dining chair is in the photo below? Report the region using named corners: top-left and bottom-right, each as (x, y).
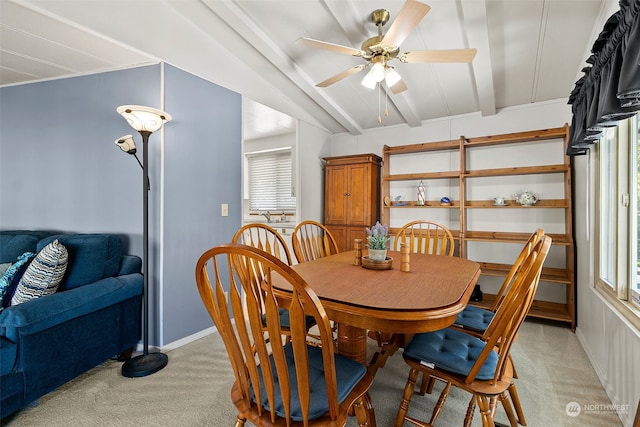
top-left (232, 223), bottom-right (293, 265)
top-left (393, 235), bottom-right (551, 427)
top-left (232, 223), bottom-right (317, 345)
top-left (292, 220), bottom-right (339, 264)
top-left (370, 220), bottom-right (456, 348)
top-left (421, 229), bottom-right (545, 425)
top-left (392, 220), bottom-right (455, 256)
top-left (195, 243), bottom-right (376, 427)
top-left (453, 228), bottom-right (545, 335)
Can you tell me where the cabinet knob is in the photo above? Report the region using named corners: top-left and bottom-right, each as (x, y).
top-left (344, 192), bottom-right (351, 196)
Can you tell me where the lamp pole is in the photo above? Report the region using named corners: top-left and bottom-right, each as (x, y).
top-left (117, 106), bottom-right (170, 378)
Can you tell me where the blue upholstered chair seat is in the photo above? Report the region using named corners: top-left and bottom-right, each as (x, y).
top-left (403, 328), bottom-right (498, 381)
top-left (252, 343), bottom-right (366, 421)
top-left (262, 307), bottom-right (317, 330)
top-left (453, 305), bottom-right (495, 333)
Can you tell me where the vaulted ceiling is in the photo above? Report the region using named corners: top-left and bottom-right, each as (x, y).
top-left (1, 0), bottom-right (617, 136)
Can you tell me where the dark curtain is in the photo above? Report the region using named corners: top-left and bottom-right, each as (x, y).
top-left (567, 0), bottom-right (640, 155)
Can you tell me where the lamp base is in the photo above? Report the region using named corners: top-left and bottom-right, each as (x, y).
top-left (121, 352), bottom-right (168, 378)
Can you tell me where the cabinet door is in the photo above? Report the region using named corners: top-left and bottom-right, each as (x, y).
top-left (325, 165), bottom-right (348, 224)
top-left (346, 226), bottom-right (367, 251)
top-left (346, 163), bottom-right (371, 226)
top-left (325, 225), bottom-right (347, 252)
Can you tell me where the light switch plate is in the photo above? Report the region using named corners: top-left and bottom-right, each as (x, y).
top-left (221, 203), bottom-right (228, 217)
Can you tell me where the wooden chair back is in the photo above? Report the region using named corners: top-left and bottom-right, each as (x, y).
top-left (489, 228), bottom-right (545, 312)
top-left (393, 220), bottom-right (455, 256)
top-left (292, 220), bottom-right (339, 263)
top-left (471, 235), bottom-right (552, 385)
top-left (195, 243), bottom-right (373, 426)
top-left (233, 223), bottom-right (293, 265)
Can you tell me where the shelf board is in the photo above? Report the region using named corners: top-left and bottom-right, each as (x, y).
top-left (477, 262), bottom-right (572, 284)
top-left (384, 200), bottom-right (460, 208)
top-left (385, 171), bottom-right (459, 181)
top-left (384, 139), bottom-right (459, 155)
top-left (463, 126), bottom-right (567, 147)
top-left (464, 231), bottom-right (573, 245)
top-left (465, 199), bottom-right (568, 208)
top-left (464, 164), bottom-right (568, 177)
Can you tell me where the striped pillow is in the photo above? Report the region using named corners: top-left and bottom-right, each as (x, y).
top-left (11, 240), bottom-right (68, 305)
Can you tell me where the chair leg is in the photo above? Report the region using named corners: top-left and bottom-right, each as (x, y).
top-left (234, 415), bottom-right (247, 426)
top-left (419, 374), bottom-right (437, 395)
top-left (394, 368), bottom-right (420, 427)
top-left (429, 381), bottom-right (451, 425)
top-left (498, 391), bottom-right (519, 427)
top-left (463, 396), bottom-right (477, 427)
top-left (476, 395), bottom-right (495, 427)
top-left (508, 382), bottom-right (527, 425)
top-left (353, 393), bottom-right (377, 427)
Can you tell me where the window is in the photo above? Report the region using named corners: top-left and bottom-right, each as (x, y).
top-left (247, 148), bottom-right (296, 213)
top-left (595, 114), bottom-right (640, 324)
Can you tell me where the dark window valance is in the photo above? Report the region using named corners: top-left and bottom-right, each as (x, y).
top-left (567, 0), bottom-right (640, 155)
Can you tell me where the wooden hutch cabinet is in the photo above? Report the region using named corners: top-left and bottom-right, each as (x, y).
top-left (324, 154), bottom-right (382, 252)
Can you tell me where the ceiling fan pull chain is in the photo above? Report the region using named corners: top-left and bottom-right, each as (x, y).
top-left (385, 84), bottom-right (389, 118)
top-left (377, 83), bottom-right (382, 123)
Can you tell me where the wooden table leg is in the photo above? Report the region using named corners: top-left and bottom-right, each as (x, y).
top-left (337, 323), bottom-right (367, 364)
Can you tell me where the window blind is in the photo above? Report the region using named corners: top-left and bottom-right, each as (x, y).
top-left (248, 150), bottom-right (296, 212)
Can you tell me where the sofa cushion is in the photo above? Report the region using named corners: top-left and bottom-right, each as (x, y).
top-left (0, 231), bottom-right (55, 264)
top-left (0, 252), bottom-right (36, 308)
top-left (12, 240), bottom-right (68, 306)
top-left (37, 234), bottom-right (122, 290)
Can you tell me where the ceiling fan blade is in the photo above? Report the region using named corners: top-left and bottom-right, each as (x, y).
top-left (390, 79), bottom-right (408, 94)
top-left (402, 48), bottom-right (478, 63)
top-left (297, 37), bottom-right (364, 57)
top-left (381, 0), bottom-right (431, 48)
top-left (316, 65), bottom-right (366, 87)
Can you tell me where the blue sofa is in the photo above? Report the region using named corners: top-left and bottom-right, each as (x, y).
top-left (0, 231), bottom-right (143, 419)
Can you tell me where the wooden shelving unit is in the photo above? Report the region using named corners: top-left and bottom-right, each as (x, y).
top-left (381, 124), bottom-right (575, 330)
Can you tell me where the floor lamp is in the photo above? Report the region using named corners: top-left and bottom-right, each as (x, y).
top-left (114, 105), bottom-right (171, 378)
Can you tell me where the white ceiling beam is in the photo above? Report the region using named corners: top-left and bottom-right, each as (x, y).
top-left (460, 0), bottom-right (496, 117)
top-left (202, 0), bottom-right (363, 135)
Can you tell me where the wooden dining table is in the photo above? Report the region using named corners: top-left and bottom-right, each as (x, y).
top-left (272, 250), bottom-right (481, 371)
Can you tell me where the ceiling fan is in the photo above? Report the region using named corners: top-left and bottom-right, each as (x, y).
top-left (298, 0), bottom-right (477, 94)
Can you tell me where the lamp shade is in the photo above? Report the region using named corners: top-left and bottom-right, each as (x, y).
top-left (114, 135), bottom-right (136, 154)
top-left (117, 105), bottom-right (172, 132)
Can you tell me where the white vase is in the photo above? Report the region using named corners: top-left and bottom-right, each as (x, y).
top-left (368, 249), bottom-right (387, 261)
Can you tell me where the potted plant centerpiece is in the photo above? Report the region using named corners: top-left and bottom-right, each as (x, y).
top-left (366, 221), bottom-right (390, 261)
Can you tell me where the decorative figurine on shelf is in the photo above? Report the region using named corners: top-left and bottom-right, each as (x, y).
top-left (440, 197), bottom-right (452, 206)
top-left (417, 180), bottom-right (426, 206)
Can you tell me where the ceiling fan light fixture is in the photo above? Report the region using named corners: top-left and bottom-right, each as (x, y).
top-left (361, 71), bottom-right (377, 89)
top-left (385, 67), bottom-right (401, 87)
top-left (370, 58), bottom-right (386, 82)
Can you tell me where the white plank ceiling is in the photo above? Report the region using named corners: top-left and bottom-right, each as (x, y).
top-left (0, 0), bottom-right (619, 136)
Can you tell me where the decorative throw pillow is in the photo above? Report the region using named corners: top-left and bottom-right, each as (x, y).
top-left (0, 252), bottom-right (36, 307)
top-left (11, 240), bottom-right (68, 306)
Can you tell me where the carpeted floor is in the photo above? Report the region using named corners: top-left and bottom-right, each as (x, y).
top-left (3, 319), bottom-right (623, 426)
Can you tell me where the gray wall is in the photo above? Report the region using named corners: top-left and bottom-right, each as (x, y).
top-left (0, 63), bottom-right (242, 347)
top-left (161, 64), bottom-right (241, 344)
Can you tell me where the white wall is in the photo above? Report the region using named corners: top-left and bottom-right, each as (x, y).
top-left (298, 120), bottom-right (332, 223)
top-left (331, 98), bottom-right (640, 426)
top-left (573, 153), bottom-right (640, 427)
